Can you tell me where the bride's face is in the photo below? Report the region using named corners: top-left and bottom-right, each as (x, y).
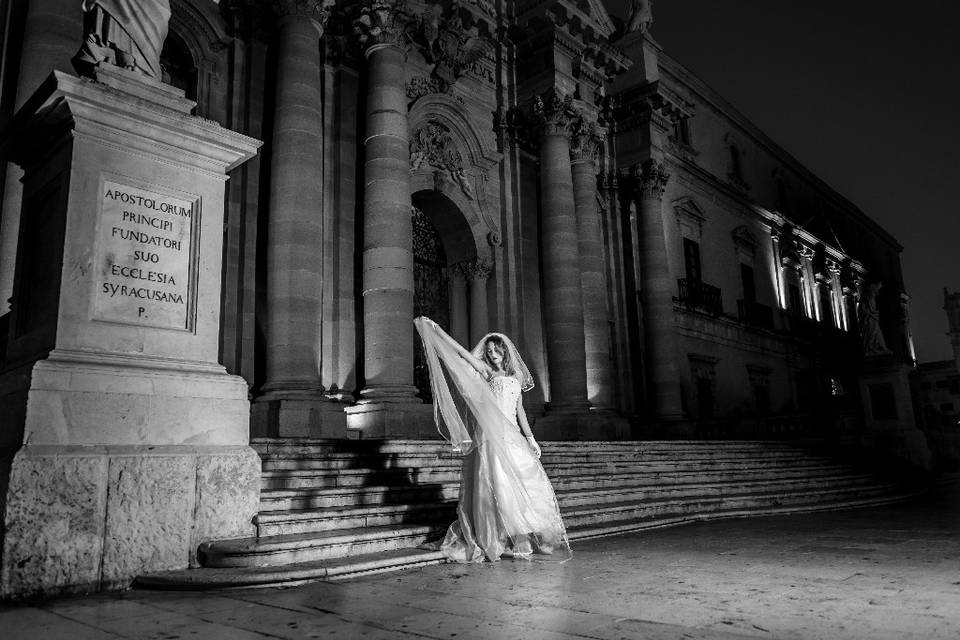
top-left (485, 341), bottom-right (504, 366)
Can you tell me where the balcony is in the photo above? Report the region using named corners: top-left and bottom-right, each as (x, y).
top-left (737, 299), bottom-right (774, 330)
top-left (678, 278), bottom-right (723, 315)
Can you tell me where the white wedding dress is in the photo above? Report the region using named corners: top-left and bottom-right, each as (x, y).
top-left (414, 317), bottom-right (571, 563)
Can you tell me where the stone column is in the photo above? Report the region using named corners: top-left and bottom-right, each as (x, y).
top-left (255, 1), bottom-right (342, 435)
top-left (535, 94), bottom-right (589, 411)
top-left (356, 1), bottom-right (416, 403)
top-left (464, 258), bottom-right (492, 347)
top-left (0, 0), bottom-right (81, 313)
top-left (345, 1), bottom-right (434, 436)
top-left (448, 264), bottom-right (469, 346)
top-left (571, 122), bottom-right (614, 409)
top-left (636, 159), bottom-right (684, 420)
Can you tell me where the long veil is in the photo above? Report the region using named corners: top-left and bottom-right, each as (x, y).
top-left (414, 317), bottom-right (571, 562)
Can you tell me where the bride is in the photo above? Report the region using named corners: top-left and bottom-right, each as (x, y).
top-left (414, 316), bottom-right (571, 563)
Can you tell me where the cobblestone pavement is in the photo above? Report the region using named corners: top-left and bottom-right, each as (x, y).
top-left (3, 479), bottom-right (958, 640)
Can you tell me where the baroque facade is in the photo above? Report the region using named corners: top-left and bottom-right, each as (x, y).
top-left (0, 0), bottom-right (922, 595)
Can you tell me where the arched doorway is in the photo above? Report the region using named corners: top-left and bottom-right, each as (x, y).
top-left (413, 206), bottom-right (449, 401)
top-left (411, 190), bottom-right (480, 401)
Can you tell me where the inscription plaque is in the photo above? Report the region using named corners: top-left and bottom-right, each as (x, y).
top-left (94, 181), bottom-right (195, 329)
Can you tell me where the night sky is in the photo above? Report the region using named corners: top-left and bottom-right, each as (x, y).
top-left (605, 1), bottom-right (960, 363)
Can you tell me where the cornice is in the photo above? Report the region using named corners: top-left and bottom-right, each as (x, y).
top-left (664, 151), bottom-right (866, 275)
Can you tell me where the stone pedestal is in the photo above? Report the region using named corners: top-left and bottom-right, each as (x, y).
top-left (858, 354), bottom-right (932, 470)
top-left (0, 69), bottom-right (262, 598)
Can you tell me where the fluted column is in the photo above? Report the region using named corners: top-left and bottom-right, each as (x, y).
top-left (261, 1), bottom-right (328, 400)
top-left (356, 1), bottom-right (417, 402)
top-left (571, 122), bottom-right (614, 409)
top-left (637, 159), bottom-right (684, 420)
top-left (464, 258), bottom-right (492, 347)
top-left (448, 265), bottom-right (469, 346)
top-left (535, 94), bottom-right (589, 411)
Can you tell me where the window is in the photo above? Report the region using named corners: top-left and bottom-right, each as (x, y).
top-left (671, 118), bottom-right (692, 146)
top-left (729, 145), bottom-right (744, 184)
top-left (683, 238), bottom-right (702, 282)
top-left (740, 264), bottom-right (756, 304)
top-left (696, 377), bottom-right (714, 421)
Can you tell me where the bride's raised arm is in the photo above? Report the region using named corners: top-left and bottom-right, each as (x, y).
top-left (418, 317), bottom-right (491, 378)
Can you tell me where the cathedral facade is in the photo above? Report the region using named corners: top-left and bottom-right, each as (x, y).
top-left (0, 0), bottom-right (919, 596)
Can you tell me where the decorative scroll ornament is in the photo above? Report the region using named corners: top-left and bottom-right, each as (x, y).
top-left (532, 91), bottom-right (578, 137)
top-left (273, 0), bottom-right (332, 27)
top-left (569, 116), bottom-right (606, 163)
top-left (458, 257), bottom-right (494, 281)
top-left (417, 3), bottom-right (494, 89)
top-left (638, 159), bottom-right (670, 199)
top-left (352, 0), bottom-right (414, 52)
top-left (410, 121), bottom-right (474, 199)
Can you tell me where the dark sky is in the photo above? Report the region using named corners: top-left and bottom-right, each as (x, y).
top-left (605, 1), bottom-right (960, 363)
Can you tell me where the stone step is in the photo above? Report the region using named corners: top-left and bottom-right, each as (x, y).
top-left (199, 523), bottom-right (446, 568)
top-left (254, 474), bottom-right (882, 537)
top-left (254, 502), bottom-right (453, 537)
top-left (257, 471), bottom-right (877, 513)
top-left (260, 461), bottom-right (852, 491)
top-left (561, 482), bottom-right (900, 530)
top-left (203, 480), bottom-right (901, 569)
top-left (251, 438), bottom-right (814, 455)
top-left (256, 449), bottom-right (826, 471)
top-left (139, 483), bottom-right (924, 590)
top-left (567, 487), bottom-right (926, 540)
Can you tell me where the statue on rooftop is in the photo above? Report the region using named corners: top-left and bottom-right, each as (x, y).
top-left (625, 0), bottom-right (654, 34)
top-left (72, 0), bottom-right (172, 79)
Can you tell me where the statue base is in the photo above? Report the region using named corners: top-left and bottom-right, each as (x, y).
top-left (857, 353), bottom-right (933, 471)
top-left (0, 70), bottom-right (261, 598)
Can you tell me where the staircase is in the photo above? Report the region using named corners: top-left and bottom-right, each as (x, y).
top-left (137, 438), bottom-right (922, 589)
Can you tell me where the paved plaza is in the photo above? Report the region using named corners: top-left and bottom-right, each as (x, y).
top-left (3, 478), bottom-right (958, 640)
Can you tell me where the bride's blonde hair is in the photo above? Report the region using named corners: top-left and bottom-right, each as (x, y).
top-left (481, 335), bottom-right (515, 376)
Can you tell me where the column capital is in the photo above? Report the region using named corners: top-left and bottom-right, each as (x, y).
top-left (457, 257), bottom-right (493, 282)
top-left (272, 0), bottom-right (331, 34)
top-left (570, 117), bottom-right (606, 165)
top-left (532, 91), bottom-right (579, 139)
top-left (352, 0), bottom-right (414, 55)
top-left (638, 159), bottom-right (670, 200)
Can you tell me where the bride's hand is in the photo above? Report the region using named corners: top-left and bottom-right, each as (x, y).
top-left (527, 437), bottom-right (541, 459)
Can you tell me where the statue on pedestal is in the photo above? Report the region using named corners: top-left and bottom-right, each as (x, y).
top-left (859, 281), bottom-right (891, 355)
top-left (72, 0), bottom-right (172, 78)
top-left (626, 0), bottom-right (654, 34)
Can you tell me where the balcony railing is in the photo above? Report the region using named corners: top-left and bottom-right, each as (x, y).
top-left (737, 299), bottom-right (774, 330)
top-left (678, 278), bottom-right (723, 315)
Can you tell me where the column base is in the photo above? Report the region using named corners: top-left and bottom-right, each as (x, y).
top-left (251, 393), bottom-right (349, 438)
top-left (345, 400), bottom-right (437, 438)
top-left (1, 443), bottom-right (260, 599)
top-left (533, 409), bottom-right (631, 441)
